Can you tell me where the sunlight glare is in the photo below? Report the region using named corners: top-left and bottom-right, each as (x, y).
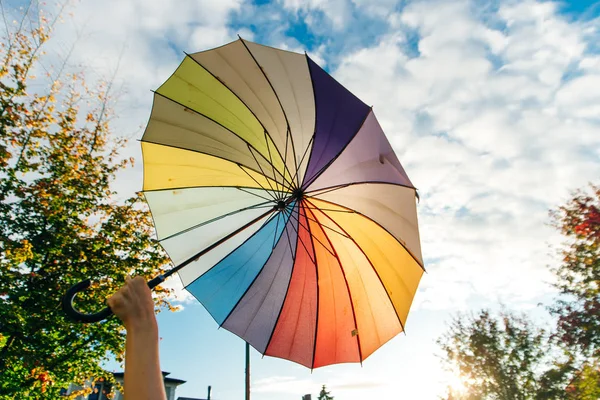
top-left (443, 368), bottom-right (469, 397)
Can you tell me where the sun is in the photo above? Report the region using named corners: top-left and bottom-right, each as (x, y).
top-left (442, 368), bottom-right (470, 397)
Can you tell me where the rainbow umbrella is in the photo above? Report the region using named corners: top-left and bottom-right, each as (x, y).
top-left (64, 39), bottom-right (424, 369)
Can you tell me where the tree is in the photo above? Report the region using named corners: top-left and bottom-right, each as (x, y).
top-left (437, 184), bottom-right (600, 399)
top-left (437, 309), bottom-right (570, 400)
top-left (318, 385), bottom-right (334, 400)
top-left (549, 184), bottom-right (600, 398)
top-left (550, 184), bottom-right (600, 358)
top-left (0, 4), bottom-right (173, 398)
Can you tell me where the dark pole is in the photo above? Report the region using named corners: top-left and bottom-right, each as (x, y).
top-left (245, 342), bottom-right (250, 400)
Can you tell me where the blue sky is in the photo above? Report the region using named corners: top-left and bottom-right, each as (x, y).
top-left (7, 0), bottom-right (600, 398)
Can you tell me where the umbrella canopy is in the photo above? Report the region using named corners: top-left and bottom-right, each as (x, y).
top-left (141, 38), bottom-right (424, 369)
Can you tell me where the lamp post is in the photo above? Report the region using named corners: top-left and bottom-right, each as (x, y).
top-left (245, 342), bottom-right (250, 400)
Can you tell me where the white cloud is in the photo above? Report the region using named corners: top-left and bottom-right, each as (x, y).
top-left (252, 373), bottom-right (388, 398)
top-left (160, 275), bottom-right (195, 305)
top-left (579, 55), bottom-right (600, 71)
top-left (556, 74), bottom-right (600, 118)
top-left (350, 0), bottom-right (399, 18)
top-left (189, 25), bottom-right (234, 50)
top-left (253, 375), bottom-right (319, 394)
top-left (279, 0), bottom-right (350, 29)
top-left (332, 0), bottom-right (600, 313)
top-left (278, 0), bottom-right (409, 31)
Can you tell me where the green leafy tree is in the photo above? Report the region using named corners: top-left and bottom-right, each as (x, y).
top-left (0, 4), bottom-right (173, 398)
top-left (437, 310), bottom-right (569, 400)
top-left (318, 385), bottom-right (334, 400)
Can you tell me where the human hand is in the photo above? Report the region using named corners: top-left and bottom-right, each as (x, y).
top-left (107, 276), bottom-right (156, 332)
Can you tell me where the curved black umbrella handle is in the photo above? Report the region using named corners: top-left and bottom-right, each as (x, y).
top-left (62, 276), bottom-right (165, 323)
top-left (62, 279), bottom-right (113, 323)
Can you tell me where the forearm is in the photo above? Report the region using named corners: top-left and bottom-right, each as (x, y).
top-left (123, 320), bottom-right (166, 400)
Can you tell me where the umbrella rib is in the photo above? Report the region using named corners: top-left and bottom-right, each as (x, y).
top-left (288, 134), bottom-right (314, 189)
top-left (142, 184), bottom-right (274, 194)
top-left (158, 199), bottom-right (274, 242)
top-left (247, 142), bottom-right (295, 193)
top-left (246, 143), bottom-right (280, 196)
top-left (281, 125), bottom-right (296, 191)
top-left (238, 37), bottom-right (301, 189)
top-left (304, 182), bottom-right (351, 197)
top-left (301, 107), bottom-right (372, 190)
top-left (281, 207), bottom-right (298, 261)
top-left (285, 208), bottom-right (317, 264)
top-left (306, 195), bottom-right (425, 271)
top-left (304, 198), bottom-right (407, 333)
top-left (272, 211), bottom-right (282, 250)
top-left (286, 205), bottom-right (336, 259)
top-left (264, 132), bottom-right (294, 195)
top-left (263, 130), bottom-right (282, 195)
top-left (298, 205), bottom-right (355, 214)
top-left (262, 205), bottom-right (301, 356)
top-left (235, 187), bottom-right (276, 202)
top-left (237, 164), bottom-right (279, 201)
top-left (300, 209), bottom-right (350, 239)
top-left (183, 52), bottom-right (295, 184)
top-left (150, 92), bottom-right (291, 187)
top-left (304, 181), bottom-right (417, 197)
top-left (288, 129), bottom-right (300, 189)
top-left (300, 52), bottom-right (318, 190)
top-left (305, 206), bottom-right (364, 365)
top-left (304, 206), bottom-right (320, 370)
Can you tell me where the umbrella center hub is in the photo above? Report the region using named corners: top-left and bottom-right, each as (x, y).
top-left (275, 189), bottom-right (304, 212)
top-left (292, 188), bottom-right (304, 200)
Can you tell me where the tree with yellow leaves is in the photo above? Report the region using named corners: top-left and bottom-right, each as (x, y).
top-left (0, 3), bottom-right (174, 398)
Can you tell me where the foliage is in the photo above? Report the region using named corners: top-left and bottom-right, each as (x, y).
top-left (437, 309), bottom-right (570, 400)
top-left (565, 360), bottom-right (600, 399)
top-left (318, 385), bottom-right (334, 400)
top-left (437, 184), bottom-right (600, 399)
top-left (0, 4), bottom-right (173, 398)
top-left (550, 184), bottom-right (600, 358)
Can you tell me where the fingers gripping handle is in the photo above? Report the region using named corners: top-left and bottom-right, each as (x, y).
top-left (62, 275), bottom-right (165, 323)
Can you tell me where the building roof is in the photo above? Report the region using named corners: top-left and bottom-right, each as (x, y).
top-left (177, 397), bottom-right (208, 400)
top-left (112, 371), bottom-right (186, 385)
